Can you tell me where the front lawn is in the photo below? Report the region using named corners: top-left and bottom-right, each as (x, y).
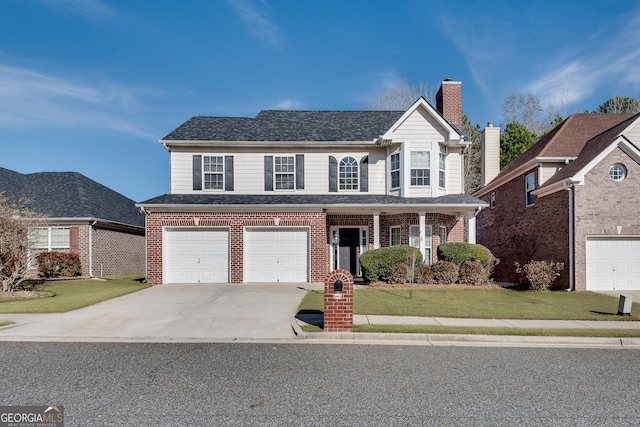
top-left (298, 287), bottom-right (640, 321)
top-left (0, 276), bottom-right (149, 313)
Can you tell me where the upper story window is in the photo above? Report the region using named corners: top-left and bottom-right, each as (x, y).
top-left (609, 163), bottom-right (627, 182)
top-left (410, 151), bottom-right (430, 186)
top-left (275, 156), bottom-right (295, 190)
top-left (490, 192), bottom-right (496, 209)
top-left (339, 156), bottom-right (358, 190)
top-left (203, 156), bottom-right (224, 190)
top-left (525, 172), bottom-right (536, 206)
top-left (439, 152), bottom-right (446, 188)
top-left (390, 153), bottom-right (400, 188)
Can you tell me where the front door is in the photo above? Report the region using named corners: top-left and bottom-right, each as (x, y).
top-left (338, 228), bottom-right (360, 276)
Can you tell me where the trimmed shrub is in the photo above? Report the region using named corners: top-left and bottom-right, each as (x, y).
top-left (459, 260), bottom-right (485, 286)
top-left (430, 260), bottom-right (459, 284)
top-left (437, 242), bottom-right (494, 267)
top-left (415, 265), bottom-right (434, 284)
top-left (386, 263), bottom-right (411, 285)
top-left (360, 246), bottom-right (423, 284)
top-left (36, 252), bottom-right (82, 278)
top-left (515, 260), bottom-right (564, 291)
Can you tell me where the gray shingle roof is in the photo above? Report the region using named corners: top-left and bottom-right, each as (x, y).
top-left (161, 110), bottom-right (406, 142)
top-left (0, 167), bottom-right (144, 228)
top-left (138, 193), bottom-right (486, 207)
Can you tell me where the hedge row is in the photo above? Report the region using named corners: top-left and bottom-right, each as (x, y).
top-left (35, 251), bottom-right (82, 278)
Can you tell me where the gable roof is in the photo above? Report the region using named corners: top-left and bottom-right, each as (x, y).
top-left (537, 113), bottom-right (640, 191)
top-left (162, 110), bottom-right (405, 142)
top-left (0, 167), bottom-right (144, 228)
top-left (475, 113), bottom-right (635, 197)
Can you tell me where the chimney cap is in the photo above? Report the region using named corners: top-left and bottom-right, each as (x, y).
top-left (444, 77), bottom-right (452, 81)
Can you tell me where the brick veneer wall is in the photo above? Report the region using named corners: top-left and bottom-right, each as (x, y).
top-left (92, 228), bottom-right (145, 276)
top-left (145, 211), bottom-right (328, 284)
top-left (476, 167), bottom-right (570, 287)
top-left (323, 269), bottom-right (353, 332)
top-left (573, 148), bottom-right (640, 290)
top-left (76, 224), bottom-right (91, 277)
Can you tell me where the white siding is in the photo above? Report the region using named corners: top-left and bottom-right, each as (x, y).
top-left (539, 163), bottom-right (566, 186)
top-left (446, 148), bottom-right (462, 194)
top-left (623, 119), bottom-right (640, 145)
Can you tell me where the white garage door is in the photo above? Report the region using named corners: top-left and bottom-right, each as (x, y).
top-left (586, 237), bottom-right (640, 290)
top-left (245, 228), bottom-right (309, 283)
top-left (164, 228), bottom-right (229, 284)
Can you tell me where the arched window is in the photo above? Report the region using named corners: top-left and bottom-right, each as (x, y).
top-left (339, 157), bottom-right (358, 190)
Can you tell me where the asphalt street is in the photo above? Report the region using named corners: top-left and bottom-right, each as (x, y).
top-left (1, 342), bottom-right (639, 426)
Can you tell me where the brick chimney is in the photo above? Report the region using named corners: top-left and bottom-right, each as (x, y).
top-left (436, 78), bottom-right (462, 129)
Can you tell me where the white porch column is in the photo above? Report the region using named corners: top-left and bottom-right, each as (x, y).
top-left (419, 212), bottom-right (426, 257)
top-left (373, 211), bottom-right (380, 249)
top-left (468, 213), bottom-right (477, 244)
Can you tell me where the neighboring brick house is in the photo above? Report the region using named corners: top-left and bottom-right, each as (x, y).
top-left (474, 113), bottom-right (640, 291)
top-left (0, 167), bottom-right (145, 276)
top-left (138, 79), bottom-right (487, 284)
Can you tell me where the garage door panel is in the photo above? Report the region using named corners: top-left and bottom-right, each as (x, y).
top-left (165, 229), bottom-right (229, 284)
top-left (245, 228), bottom-right (309, 283)
top-left (586, 237), bottom-right (640, 290)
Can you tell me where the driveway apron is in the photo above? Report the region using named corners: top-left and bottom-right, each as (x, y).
top-left (0, 283), bottom-right (318, 342)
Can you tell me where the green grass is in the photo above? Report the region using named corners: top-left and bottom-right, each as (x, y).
top-left (301, 323), bottom-right (640, 338)
top-left (298, 288), bottom-right (640, 321)
top-left (0, 276), bottom-right (149, 313)
top-left (0, 321), bottom-right (14, 327)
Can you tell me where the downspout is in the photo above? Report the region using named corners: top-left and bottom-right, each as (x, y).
top-left (563, 181), bottom-right (574, 291)
top-left (89, 220), bottom-right (97, 278)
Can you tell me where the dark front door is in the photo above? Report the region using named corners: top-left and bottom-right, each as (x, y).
top-left (338, 228), bottom-right (360, 276)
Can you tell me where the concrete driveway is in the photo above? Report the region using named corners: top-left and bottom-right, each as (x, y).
top-left (0, 282), bottom-right (321, 342)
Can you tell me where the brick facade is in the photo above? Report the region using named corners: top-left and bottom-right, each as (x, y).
top-left (145, 211), bottom-right (329, 284)
top-left (573, 147), bottom-right (640, 290)
top-left (92, 227), bottom-right (146, 276)
top-left (323, 269), bottom-right (354, 332)
top-left (476, 167), bottom-right (571, 287)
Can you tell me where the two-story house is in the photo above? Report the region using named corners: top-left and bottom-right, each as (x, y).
top-left (138, 79), bottom-right (487, 284)
top-left (475, 113), bottom-right (640, 291)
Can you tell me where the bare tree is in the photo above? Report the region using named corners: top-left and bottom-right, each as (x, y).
top-left (0, 193), bottom-right (45, 292)
top-left (502, 92), bottom-right (569, 136)
top-left (368, 80), bottom-right (436, 110)
top-left (597, 96), bottom-right (640, 113)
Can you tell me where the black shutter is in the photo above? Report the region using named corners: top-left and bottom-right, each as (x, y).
top-left (192, 155), bottom-right (202, 190)
top-left (360, 156), bottom-right (368, 192)
top-left (295, 154), bottom-right (304, 189)
top-left (225, 156), bottom-right (234, 191)
top-left (329, 156), bottom-right (337, 192)
top-left (264, 156), bottom-right (273, 191)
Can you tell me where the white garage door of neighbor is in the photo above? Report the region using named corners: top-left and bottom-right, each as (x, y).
top-left (586, 237), bottom-right (640, 290)
top-left (245, 228), bottom-right (309, 283)
top-left (164, 228), bottom-right (229, 284)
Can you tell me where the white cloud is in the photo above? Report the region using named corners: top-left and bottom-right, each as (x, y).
top-left (274, 99), bottom-right (302, 110)
top-left (40, 0), bottom-right (116, 20)
top-left (0, 63), bottom-right (156, 140)
top-left (226, 0), bottom-right (284, 50)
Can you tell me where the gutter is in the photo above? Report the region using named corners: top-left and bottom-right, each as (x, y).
top-left (89, 220), bottom-right (97, 278)
top-left (563, 180), bottom-right (576, 291)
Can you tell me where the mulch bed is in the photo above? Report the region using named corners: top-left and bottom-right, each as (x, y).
top-left (0, 290), bottom-right (53, 303)
top-left (365, 281), bottom-right (503, 290)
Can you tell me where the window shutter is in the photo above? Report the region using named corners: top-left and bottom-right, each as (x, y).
top-left (360, 156), bottom-right (368, 192)
top-left (69, 227), bottom-right (79, 254)
top-left (328, 156), bottom-right (337, 192)
top-left (192, 155), bottom-right (202, 191)
top-left (295, 154), bottom-right (304, 189)
top-left (264, 156), bottom-right (273, 191)
top-left (225, 156), bottom-right (234, 191)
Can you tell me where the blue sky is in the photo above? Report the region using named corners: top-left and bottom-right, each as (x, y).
top-left (2, 0), bottom-right (640, 202)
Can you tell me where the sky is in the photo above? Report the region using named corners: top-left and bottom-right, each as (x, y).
top-left (2, 0), bottom-right (640, 202)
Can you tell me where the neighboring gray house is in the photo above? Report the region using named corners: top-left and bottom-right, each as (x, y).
top-left (0, 167), bottom-right (145, 277)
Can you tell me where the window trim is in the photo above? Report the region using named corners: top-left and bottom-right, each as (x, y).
top-left (410, 151), bottom-right (430, 186)
top-left (339, 156), bottom-right (359, 191)
top-left (525, 172), bottom-right (536, 206)
top-left (390, 152), bottom-right (400, 189)
top-left (274, 155), bottom-right (296, 190)
top-left (608, 163), bottom-right (627, 182)
top-left (490, 192), bottom-right (496, 209)
top-left (439, 226), bottom-right (447, 244)
top-left (202, 155), bottom-right (225, 191)
top-left (438, 152), bottom-right (446, 188)
top-left (390, 226), bottom-right (401, 246)
top-left (410, 225), bottom-right (432, 265)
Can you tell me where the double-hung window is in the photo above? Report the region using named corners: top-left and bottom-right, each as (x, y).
top-left (439, 152), bottom-right (446, 188)
top-left (525, 172), bottom-right (536, 206)
top-left (390, 153), bottom-right (400, 188)
top-left (275, 156), bottom-right (295, 190)
top-left (339, 156), bottom-right (358, 190)
top-left (203, 156), bottom-right (224, 190)
top-left (410, 151), bottom-right (430, 186)
top-left (390, 226), bottom-right (401, 246)
top-left (30, 227), bottom-right (70, 266)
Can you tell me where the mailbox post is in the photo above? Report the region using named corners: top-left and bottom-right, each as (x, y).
top-left (323, 269), bottom-right (353, 332)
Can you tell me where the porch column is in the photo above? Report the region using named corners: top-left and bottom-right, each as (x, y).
top-left (373, 211), bottom-right (380, 249)
top-left (468, 213), bottom-right (477, 244)
top-left (419, 212), bottom-right (426, 258)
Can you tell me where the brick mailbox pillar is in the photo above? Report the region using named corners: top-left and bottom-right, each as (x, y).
top-left (323, 269), bottom-right (353, 332)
